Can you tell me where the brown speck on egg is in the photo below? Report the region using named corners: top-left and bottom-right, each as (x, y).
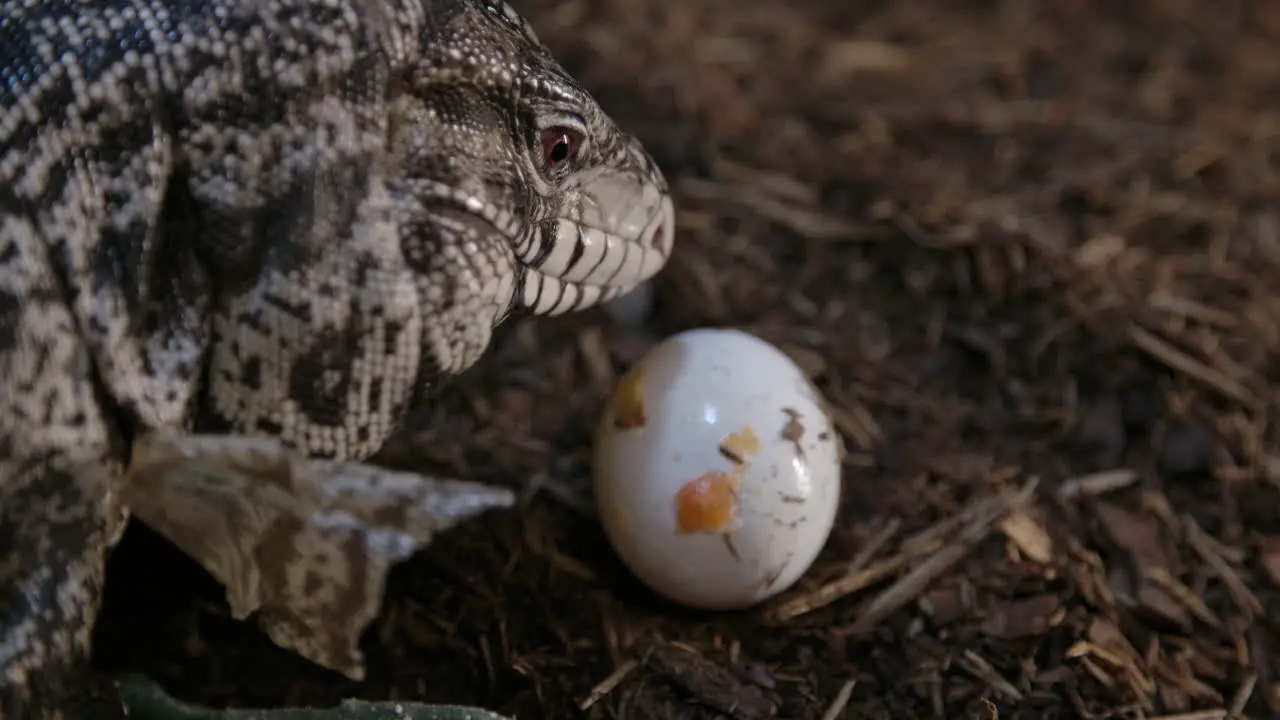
top-left (780, 409), bottom-right (805, 442)
top-left (612, 368), bottom-right (647, 429)
top-left (763, 562), bottom-right (789, 589)
top-left (722, 534), bottom-right (742, 561)
top-left (780, 408), bottom-right (806, 457)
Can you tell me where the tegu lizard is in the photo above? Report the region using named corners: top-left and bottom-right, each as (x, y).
top-left (0, 0), bottom-right (675, 715)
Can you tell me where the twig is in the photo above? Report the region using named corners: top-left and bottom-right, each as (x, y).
top-left (1183, 515), bottom-right (1264, 618)
top-left (819, 679), bottom-right (857, 720)
top-left (1129, 325), bottom-right (1254, 406)
top-left (578, 659), bottom-right (639, 710)
top-left (1229, 673), bottom-right (1257, 717)
top-left (839, 477), bottom-right (1039, 636)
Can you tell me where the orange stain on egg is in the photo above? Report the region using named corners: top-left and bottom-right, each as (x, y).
top-left (719, 426), bottom-right (761, 465)
top-left (674, 471), bottom-right (741, 534)
top-left (612, 369), bottom-right (647, 429)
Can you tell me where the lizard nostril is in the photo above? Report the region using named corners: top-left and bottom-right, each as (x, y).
top-left (649, 223), bottom-right (665, 250)
top-left (646, 197), bottom-right (675, 256)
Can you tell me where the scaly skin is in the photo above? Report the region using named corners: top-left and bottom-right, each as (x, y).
top-left (0, 0), bottom-right (674, 715)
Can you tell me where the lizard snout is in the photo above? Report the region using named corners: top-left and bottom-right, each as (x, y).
top-left (514, 137), bottom-right (674, 316)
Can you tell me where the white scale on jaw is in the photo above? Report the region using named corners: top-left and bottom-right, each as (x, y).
top-left (519, 191), bottom-right (668, 286)
top-left (518, 204), bottom-right (669, 315)
top-left (521, 273), bottom-right (607, 315)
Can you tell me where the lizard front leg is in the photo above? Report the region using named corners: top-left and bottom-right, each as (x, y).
top-left (0, 211), bottom-right (131, 718)
top-left (0, 454), bottom-right (126, 718)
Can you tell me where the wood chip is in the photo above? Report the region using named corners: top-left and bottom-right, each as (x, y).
top-left (999, 509), bottom-right (1055, 564)
top-left (980, 593), bottom-right (1063, 640)
top-left (1057, 468), bottom-right (1139, 500)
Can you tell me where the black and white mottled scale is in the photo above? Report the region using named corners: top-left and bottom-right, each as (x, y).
top-left (0, 0), bottom-right (674, 714)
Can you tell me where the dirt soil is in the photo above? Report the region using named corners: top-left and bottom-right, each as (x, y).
top-left (91, 0), bottom-right (1280, 718)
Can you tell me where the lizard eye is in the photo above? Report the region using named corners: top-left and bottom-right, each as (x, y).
top-left (540, 127), bottom-right (583, 171)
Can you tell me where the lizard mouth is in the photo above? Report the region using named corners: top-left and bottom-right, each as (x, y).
top-left (513, 138), bottom-right (675, 316)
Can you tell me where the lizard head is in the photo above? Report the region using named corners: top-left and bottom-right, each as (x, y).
top-left (393, 0), bottom-right (674, 325)
top-left (188, 0), bottom-right (676, 461)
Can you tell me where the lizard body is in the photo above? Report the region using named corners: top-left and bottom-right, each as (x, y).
top-left (0, 0), bottom-right (674, 715)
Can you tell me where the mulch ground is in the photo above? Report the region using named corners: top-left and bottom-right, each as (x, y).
top-left (91, 0), bottom-right (1280, 717)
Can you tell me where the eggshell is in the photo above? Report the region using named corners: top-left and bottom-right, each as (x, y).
top-left (593, 327), bottom-right (843, 610)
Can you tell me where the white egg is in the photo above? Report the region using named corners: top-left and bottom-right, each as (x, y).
top-left (592, 327), bottom-right (843, 611)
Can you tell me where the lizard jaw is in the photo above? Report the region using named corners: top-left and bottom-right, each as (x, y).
top-left (514, 138), bottom-right (675, 316)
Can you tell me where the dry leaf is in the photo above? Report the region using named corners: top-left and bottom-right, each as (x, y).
top-left (120, 431), bottom-right (517, 680)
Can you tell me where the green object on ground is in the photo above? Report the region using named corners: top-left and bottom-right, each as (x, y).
top-left (113, 675), bottom-right (516, 720)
